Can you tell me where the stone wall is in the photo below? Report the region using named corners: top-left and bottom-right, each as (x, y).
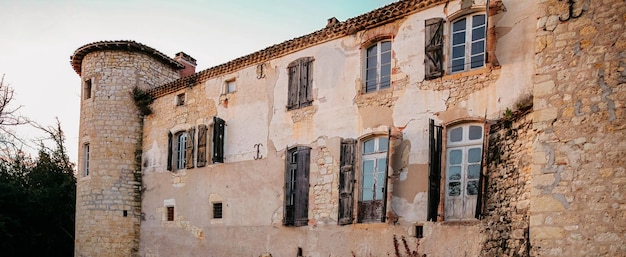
top-left (481, 111), bottom-right (534, 257)
top-left (532, 0), bottom-right (626, 256)
top-left (75, 50), bottom-right (179, 257)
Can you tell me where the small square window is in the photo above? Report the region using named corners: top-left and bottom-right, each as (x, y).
top-left (213, 202), bottom-right (223, 219)
top-left (176, 93), bottom-right (185, 106)
top-left (167, 206), bottom-right (174, 221)
top-left (225, 80), bottom-right (236, 94)
top-left (84, 79), bottom-right (92, 99)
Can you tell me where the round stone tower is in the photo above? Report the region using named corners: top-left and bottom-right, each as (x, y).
top-left (70, 41), bottom-right (183, 257)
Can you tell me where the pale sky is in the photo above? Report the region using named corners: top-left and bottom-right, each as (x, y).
top-left (0, 0), bottom-right (397, 165)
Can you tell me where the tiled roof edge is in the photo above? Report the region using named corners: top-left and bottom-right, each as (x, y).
top-left (148, 0), bottom-right (447, 98)
top-left (70, 40), bottom-right (185, 75)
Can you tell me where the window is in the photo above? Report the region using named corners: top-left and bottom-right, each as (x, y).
top-left (212, 202), bottom-right (223, 219)
top-left (287, 57), bottom-right (314, 110)
top-left (283, 146), bottom-right (310, 227)
top-left (212, 117), bottom-right (226, 163)
top-left (167, 206), bottom-right (174, 221)
top-left (225, 79), bottom-right (236, 94)
top-left (176, 132), bottom-right (187, 169)
top-left (83, 143), bottom-right (90, 176)
top-left (364, 41), bottom-right (391, 93)
top-left (450, 13), bottom-right (486, 73)
top-left (176, 93), bottom-right (185, 106)
top-left (358, 136), bottom-right (389, 223)
top-left (83, 79), bottom-right (92, 99)
top-left (445, 123), bottom-right (484, 220)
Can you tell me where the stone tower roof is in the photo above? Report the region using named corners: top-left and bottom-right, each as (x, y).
top-left (70, 40), bottom-right (185, 75)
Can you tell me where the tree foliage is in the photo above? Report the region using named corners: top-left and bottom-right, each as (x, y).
top-left (0, 76), bottom-right (76, 256)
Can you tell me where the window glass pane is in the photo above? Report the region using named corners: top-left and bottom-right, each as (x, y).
top-left (379, 77), bottom-right (391, 89)
top-left (452, 45), bottom-right (465, 59)
top-left (469, 125), bottom-right (482, 140)
top-left (366, 68), bottom-right (377, 80)
top-left (380, 64), bottom-right (391, 77)
top-left (381, 51), bottom-right (391, 65)
top-left (366, 81), bottom-right (378, 92)
top-left (449, 166), bottom-right (462, 180)
top-left (367, 45), bottom-right (378, 57)
top-left (377, 158), bottom-right (387, 173)
top-left (363, 139), bottom-right (375, 153)
top-left (468, 147), bottom-right (482, 163)
top-left (449, 149), bottom-right (462, 165)
top-left (471, 41), bottom-right (485, 55)
top-left (451, 59), bottom-right (465, 72)
top-left (452, 31), bottom-right (466, 45)
top-left (378, 137), bottom-right (389, 151)
top-left (449, 127), bottom-right (463, 142)
top-left (362, 188), bottom-right (374, 201)
top-left (381, 41), bottom-right (391, 52)
top-left (448, 181), bottom-right (461, 196)
top-left (367, 56), bottom-right (377, 69)
top-left (468, 164), bottom-right (480, 179)
top-left (363, 173), bottom-right (374, 188)
top-left (472, 14), bottom-right (486, 27)
top-left (376, 183), bottom-right (385, 200)
top-left (363, 159), bottom-right (375, 174)
top-left (452, 18), bottom-right (466, 32)
top-left (470, 54), bottom-right (484, 69)
top-left (472, 26), bottom-right (485, 41)
top-left (467, 180), bottom-right (479, 195)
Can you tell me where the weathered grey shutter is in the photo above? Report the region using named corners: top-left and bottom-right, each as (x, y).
top-left (283, 146), bottom-right (293, 225)
top-left (186, 127), bottom-right (195, 169)
top-left (475, 124), bottom-right (489, 219)
top-left (338, 138), bottom-right (356, 225)
top-left (427, 119), bottom-right (443, 221)
top-left (425, 18), bottom-right (444, 80)
top-left (380, 129), bottom-right (392, 223)
top-left (212, 117), bottom-right (225, 163)
top-left (299, 58), bottom-right (314, 108)
top-left (294, 146), bottom-right (310, 226)
top-left (196, 125), bottom-right (208, 167)
top-left (287, 62), bottom-right (300, 109)
top-left (167, 132), bottom-right (173, 171)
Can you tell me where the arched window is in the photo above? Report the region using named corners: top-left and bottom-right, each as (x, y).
top-left (364, 41), bottom-right (392, 92)
top-left (450, 13), bottom-right (486, 73)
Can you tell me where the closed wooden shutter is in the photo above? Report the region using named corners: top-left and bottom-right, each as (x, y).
top-left (212, 117), bottom-right (225, 163)
top-left (167, 132), bottom-right (173, 171)
top-left (338, 138), bottom-right (356, 225)
top-left (287, 62), bottom-right (300, 109)
top-left (196, 125), bottom-right (208, 167)
top-left (300, 58), bottom-right (314, 108)
top-left (425, 18), bottom-right (444, 80)
top-left (427, 119), bottom-right (443, 221)
top-left (186, 127), bottom-right (195, 169)
top-left (294, 146), bottom-right (310, 227)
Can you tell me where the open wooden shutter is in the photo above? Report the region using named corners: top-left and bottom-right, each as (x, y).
top-left (425, 18), bottom-right (444, 80)
top-left (294, 146), bottom-right (310, 226)
top-left (167, 132), bottom-right (173, 171)
top-left (427, 119), bottom-right (443, 221)
top-left (196, 125), bottom-right (208, 167)
top-left (380, 129), bottom-right (393, 223)
top-left (185, 127), bottom-right (195, 169)
top-left (338, 138), bottom-right (356, 225)
top-left (283, 146), bottom-right (293, 225)
top-left (287, 61), bottom-right (300, 109)
top-left (475, 124), bottom-right (489, 219)
top-left (212, 117), bottom-right (225, 163)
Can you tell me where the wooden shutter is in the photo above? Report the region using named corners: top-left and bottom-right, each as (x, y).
top-left (425, 18), bottom-right (444, 80)
top-left (293, 146), bottom-right (311, 226)
top-left (283, 146), bottom-right (293, 225)
top-left (299, 58), bottom-right (314, 108)
top-left (380, 129), bottom-right (393, 223)
top-left (338, 138), bottom-right (356, 225)
top-left (427, 119), bottom-right (443, 221)
top-left (186, 127), bottom-right (195, 169)
top-left (167, 132), bottom-right (173, 171)
top-left (475, 124), bottom-right (489, 219)
top-left (212, 117), bottom-right (225, 163)
top-left (196, 125), bottom-right (208, 167)
top-left (287, 61), bottom-right (300, 109)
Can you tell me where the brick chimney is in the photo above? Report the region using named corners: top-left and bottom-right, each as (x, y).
top-left (174, 52), bottom-right (197, 77)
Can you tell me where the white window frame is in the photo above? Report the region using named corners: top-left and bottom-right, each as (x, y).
top-left (176, 132), bottom-right (187, 169)
top-left (364, 41), bottom-right (392, 93)
top-left (445, 123), bottom-right (483, 220)
top-left (360, 137), bottom-right (388, 201)
top-left (449, 13), bottom-right (486, 73)
top-left (225, 79), bottom-right (236, 94)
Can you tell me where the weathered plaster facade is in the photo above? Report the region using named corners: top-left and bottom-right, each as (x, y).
top-left (71, 0), bottom-right (625, 256)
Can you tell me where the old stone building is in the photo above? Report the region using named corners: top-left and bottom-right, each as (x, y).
top-left (70, 0), bottom-right (625, 256)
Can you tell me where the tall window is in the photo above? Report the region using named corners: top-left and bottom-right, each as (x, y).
top-left (287, 57), bottom-right (314, 110)
top-left (84, 143), bottom-right (90, 176)
top-left (83, 79), bottom-right (92, 100)
top-left (176, 132), bottom-right (187, 169)
top-left (364, 41), bottom-right (392, 93)
top-left (445, 124), bottom-right (483, 220)
top-left (450, 14), bottom-right (486, 73)
top-left (284, 146), bottom-right (310, 227)
top-left (358, 136), bottom-right (389, 223)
